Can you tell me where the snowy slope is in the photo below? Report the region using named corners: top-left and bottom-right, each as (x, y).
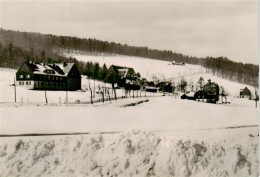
top-left (65, 52), bottom-right (205, 81)
top-left (65, 52), bottom-right (257, 98)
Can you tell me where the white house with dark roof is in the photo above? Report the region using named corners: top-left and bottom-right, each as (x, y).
top-left (16, 61), bottom-right (81, 90)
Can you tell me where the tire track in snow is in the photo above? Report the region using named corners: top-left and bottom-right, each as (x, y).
top-left (0, 124), bottom-right (257, 137)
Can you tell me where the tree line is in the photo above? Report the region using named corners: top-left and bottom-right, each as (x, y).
top-left (0, 28), bottom-right (258, 87)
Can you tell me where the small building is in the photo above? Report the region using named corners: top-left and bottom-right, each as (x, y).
top-left (108, 65), bottom-right (139, 88)
top-left (171, 61), bottom-right (185, 66)
top-left (181, 92), bottom-right (195, 100)
top-left (145, 86), bottom-right (157, 93)
top-left (194, 90), bottom-right (208, 102)
top-left (108, 65), bottom-right (136, 79)
top-left (194, 79), bottom-right (219, 104)
top-left (156, 81), bottom-right (173, 93)
top-left (240, 87), bottom-right (251, 98)
top-left (16, 61), bottom-right (81, 90)
top-left (125, 79), bottom-right (140, 90)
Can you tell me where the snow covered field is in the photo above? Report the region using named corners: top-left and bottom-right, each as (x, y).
top-left (0, 93), bottom-right (258, 176)
top-left (0, 96), bottom-right (258, 135)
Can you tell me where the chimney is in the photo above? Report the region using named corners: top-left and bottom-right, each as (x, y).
top-left (63, 62), bottom-right (67, 67)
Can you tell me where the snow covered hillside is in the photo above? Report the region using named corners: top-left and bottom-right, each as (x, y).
top-left (65, 52), bottom-right (205, 81)
top-left (65, 52), bottom-right (257, 98)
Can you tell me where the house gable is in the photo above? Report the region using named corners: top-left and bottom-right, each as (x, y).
top-left (67, 64), bottom-right (81, 78)
top-left (16, 62), bottom-right (34, 80)
top-left (126, 68), bottom-right (135, 77)
top-left (17, 62), bottom-right (33, 73)
top-left (108, 66), bottom-right (117, 75)
top-left (240, 87), bottom-right (251, 96)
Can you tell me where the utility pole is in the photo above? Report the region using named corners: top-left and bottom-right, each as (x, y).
top-left (13, 77), bottom-right (16, 103)
top-left (44, 82), bottom-right (48, 104)
top-left (66, 82), bottom-right (68, 104)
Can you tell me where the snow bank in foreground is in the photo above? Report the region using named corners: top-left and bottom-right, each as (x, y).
top-left (0, 130), bottom-right (258, 177)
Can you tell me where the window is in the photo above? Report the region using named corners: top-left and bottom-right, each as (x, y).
top-left (19, 82), bottom-right (21, 85)
top-left (28, 81), bottom-right (31, 85)
top-left (19, 75), bottom-right (24, 79)
top-left (26, 74), bottom-right (30, 79)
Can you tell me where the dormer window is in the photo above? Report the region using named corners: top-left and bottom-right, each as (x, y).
top-left (19, 75), bottom-right (24, 79)
top-left (44, 69), bottom-right (55, 74)
top-left (26, 74), bottom-right (30, 79)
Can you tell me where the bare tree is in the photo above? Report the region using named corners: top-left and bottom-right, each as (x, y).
top-left (254, 88), bottom-right (259, 108)
top-left (106, 88), bottom-right (111, 103)
top-left (44, 82), bottom-right (48, 104)
top-left (180, 78), bottom-right (188, 93)
top-left (11, 77), bottom-right (17, 103)
top-left (99, 86), bottom-right (105, 103)
top-left (125, 89), bottom-right (128, 99)
top-left (197, 77), bottom-right (205, 90)
top-left (88, 79), bottom-right (93, 104)
top-left (220, 86), bottom-right (229, 104)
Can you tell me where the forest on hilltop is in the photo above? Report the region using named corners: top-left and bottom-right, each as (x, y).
top-left (0, 28), bottom-right (258, 87)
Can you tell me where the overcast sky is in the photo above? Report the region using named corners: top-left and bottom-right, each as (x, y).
top-left (0, 0), bottom-right (258, 64)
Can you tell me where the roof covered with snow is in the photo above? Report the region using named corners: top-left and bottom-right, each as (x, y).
top-left (118, 68), bottom-right (129, 77)
top-left (21, 61), bottom-right (75, 77)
